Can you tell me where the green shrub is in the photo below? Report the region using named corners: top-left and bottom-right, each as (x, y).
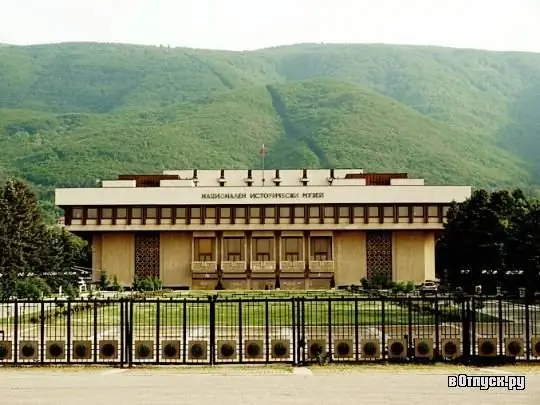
top-left (13, 277), bottom-right (52, 300)
top-left (111, 275), bottom-right (123, 292)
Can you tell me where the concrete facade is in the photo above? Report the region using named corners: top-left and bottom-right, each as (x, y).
top-left (56, 169), bottom-right (471, 289)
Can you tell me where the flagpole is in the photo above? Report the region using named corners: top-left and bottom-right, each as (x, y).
top-left (262, 143), bottom-right (265, 187)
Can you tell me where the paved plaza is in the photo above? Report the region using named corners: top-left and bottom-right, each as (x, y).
top-left (1, 365), bottom-right (539, 405)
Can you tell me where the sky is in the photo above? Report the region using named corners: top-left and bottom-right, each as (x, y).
top-left (0, 0), bottom-right (539, 53)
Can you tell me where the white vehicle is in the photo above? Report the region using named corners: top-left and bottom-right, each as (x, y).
top-left (420, 281), bottom-right (439, 294)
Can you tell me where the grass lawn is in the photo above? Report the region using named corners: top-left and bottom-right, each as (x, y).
top-left (3, 296), bottom-right (499, 328)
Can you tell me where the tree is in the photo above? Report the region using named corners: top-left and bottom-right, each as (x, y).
top-left (0, 179), bottom-right (48, 296)
top-left (437, 189), bottom-right (530, 293)
top-left (0, 178), bottom-right (87, 298)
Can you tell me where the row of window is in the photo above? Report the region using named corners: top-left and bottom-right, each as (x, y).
top-left (70, 204), bottom-right (449, 221)
top-left (193, 236), bottom-right (332, 262)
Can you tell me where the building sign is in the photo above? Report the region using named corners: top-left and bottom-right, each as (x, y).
top-left (201, 192), bottom-right (325, 200)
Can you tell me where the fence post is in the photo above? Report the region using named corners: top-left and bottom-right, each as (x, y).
top-left (525, 297), bottom-right (531, 361)
top-left (209, 295), bottom-right (216, 366)
top-left (120, 299), bottom-right (124, 368)
top-left (13, 301), bottom-right (18, 364)
top-left (381, 296), bottom-right (386, 360)
top-left (497, 297), bottom-right (504, 356)
top-left (461, 298), bottom-right (471, 360)
top-left (40, 301), bottom-right (45, 364)
top-left (156, 299), bottom-right (161, 365)
top-left (128, 300), bottom-right (133, 368)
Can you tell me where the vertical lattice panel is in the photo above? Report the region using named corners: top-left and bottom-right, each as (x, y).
top-left (366, 231), bottom-right (392, 281)
top-left (135, 234), bottom-right (160, 279)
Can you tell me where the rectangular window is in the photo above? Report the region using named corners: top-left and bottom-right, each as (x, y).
top-left (146, 207), bottom-right (157, 219)
top-left (220, 207), bottom-right (231, 218)
top-left (368, 206), bottom-right (379, 218)
top-left (428, 206), bottom-right (438, 217)
top-left (223, 237), bottom-right (244, 261)
top-left (191, 207), bottom-right (201, 219)
top-left (279, 206), bottom-right (290, 218)
top-left (442, 206), bottom-right (450, 217)
top-left (282, 237), bottom-right (303, 261)
top-left (324, 206), bottom-right (335, 218)
top-left (353, 206), bottom-right (364, 218)
top-left (194, 238), bottom-right (214, 261)
top-left (72, 207), bottom-right (83, 219)
top-left (102, 208), bottom-right (112, 219)
top-left (294, 206), bottom-right (305, 218)
top-left (310, 236), bottom-right (332, 261)
top-left (383, 206), bottom-right (394, 218)
top-left (131, 207), bottom-right (141, 219)
top-left (175, 207), bottom-right (186, 219)
top-left (249, 207), bottom-right (261, 219)
top-left (87, 208), bottom-right (98, 219)
top-left (309, 206), bottom-right (320, 218)
top-left (413, 206), bottom-right (424, 217)
top-left (339, 206), bottom-right (349, 218)
top-left (265, 206), bottom-right (275, 218)
top-left (161, 207), bottom-right (171, 218)
top-left (253, 237), bottom-right (273, 261)
top-left (116, 208), bottom-right (127, 218)
top-left (235, 207), bottom-right (246, 218)
top-left (398, 206), bottom-right (409, 217)
top-left (204, 207), bottom-right (216, 219)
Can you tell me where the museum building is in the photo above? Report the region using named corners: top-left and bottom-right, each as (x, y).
top-left (55, 169), bottom-right (471, 290)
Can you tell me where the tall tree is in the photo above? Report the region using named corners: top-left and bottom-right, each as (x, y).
top-left (437, 189), bottom-right (530, 292)
top-left (0, 179), bottom-right (48, 296)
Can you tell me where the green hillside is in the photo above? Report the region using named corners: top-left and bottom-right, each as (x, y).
top-left (0, 42), bottom-right (540, 204)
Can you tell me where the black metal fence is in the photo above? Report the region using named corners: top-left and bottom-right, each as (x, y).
top-left (1, 295), bottom-right (539, 366)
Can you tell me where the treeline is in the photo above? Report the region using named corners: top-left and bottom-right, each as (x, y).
top-left (437, 189), bottom-right (540, 295)
top-left (0, 178), bottom-right (88, 299)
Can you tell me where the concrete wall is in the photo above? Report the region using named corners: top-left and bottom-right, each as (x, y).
top-left (393, 231), bottom-right (436, 283)
top-left (160, 232), bottom-right (192, 287)
top-left (334, 231), bottom-right (366, 285)
top-left (100, 232), bottom-right (134, 286)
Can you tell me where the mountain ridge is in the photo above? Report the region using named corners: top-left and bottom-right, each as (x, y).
top-left (0, 42), bottom-right (539, 202)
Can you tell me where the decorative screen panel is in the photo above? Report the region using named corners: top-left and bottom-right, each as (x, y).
top-left (366, 232), bottom-right (392, 281)
top-left (135, 234), bottom-right (160, 279)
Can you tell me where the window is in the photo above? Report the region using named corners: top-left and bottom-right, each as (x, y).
top-left (175, 207), bottom-right (186, 219)
top-left (102, 208), bottom-right (112, 219)
top-left (194, 238), bottom-right (214, 261)
top-left (368, 206), bottom-right (379, 218)
top-left (428, 206), bottom-right (438, 217)
top-left (294, 206), bottom-right (304, 218)
top-left (279, 206), bottom-right (290, 218)
top-left (117, 208), bottom-right (127, 218)
top-left (87, 208), bottom-right (98, 219)
top-left (413, 206), bottom-right (424, 217)
top-left (310, 237), bottom-right (332, 261)
top-left (398, 206), bottom-right (409, 217)
top-left (191, 207), bottom-right (201, 219)
top-left (223, 237), bottom-right (244, 261)
top-left (324, 206), bottom-right (334, 218)
top-left (235, 207), bottom-right (246, 218)
top-left (309, 206), bottom-right (320, 218)
top-left (383, 206), bottom-right (394, 218)
top-left (442, 206), bottom-right (450, 217)
top-left (204, 207), bottom-right (216, 219)
top-left (220, 207), bottom-right (231, 218)
top-left (72, 207), bottom-right (83, 219)
top-left (282, 237), bottom-right (303, 261)
top-left (339, 206), bottom-right (349, 218)
top-left (353, 206), bottom-right (364, 218)
top-left (131, 207), bottom-right (141, 219)
top-left (265, 206), bottom-right (275, 218)
top-left (146, 207), bottom-right (157, 219)
top-left (250, 207), bottom-right (261, 219)
top-left (253, 238), bottom-right (273, 261)
top-left (161, 207), bottom-right (171, 218)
